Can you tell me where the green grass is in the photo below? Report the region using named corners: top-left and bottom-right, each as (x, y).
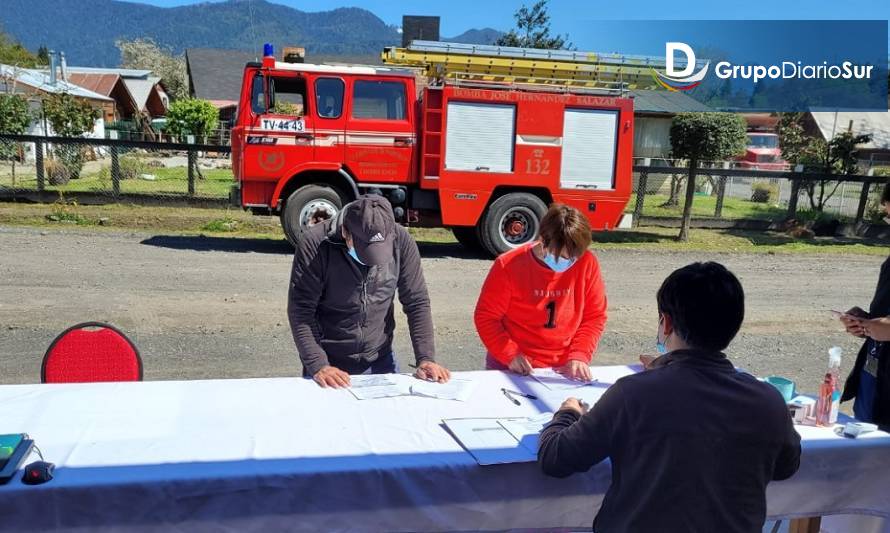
top-left (201, 217), bottom-right (241, 232)
top-left (635, 194), bottom-right (787, 220)
top-left (0, 202), bottom-right (887, 256)
top-left (0, 166), bottom-right (233, 198)
top-left (591, 227), bottom-right (889, 256)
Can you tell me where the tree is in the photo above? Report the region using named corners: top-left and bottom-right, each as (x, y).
top-left (0, 94), bottom-right (30, 136)
top-left (670, 113), bottom-right (748, 241)
top-left (777, 113), bottom-right (872, 211)
top-left (164, 98), bottom-right (219, 139)
top-left (37, 45), bottom-right (49, 65)
top-left (117, 38), bottom-right (188, 100)
top-left (41, 93), bottom-right (100, 180)
top-left (0, 29), bottom-right (40, 67)
top-left (0, 93), bottom-right (32, 190)
top-left (495, 0), bottom-right (571, 50)
top-left (165, 98), bottom-right (219, 180)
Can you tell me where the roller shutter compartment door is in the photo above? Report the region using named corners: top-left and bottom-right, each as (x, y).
top-left (445, 102), bottom-right (516, 173)
top-left (560, 108), bottom-right (618, 190)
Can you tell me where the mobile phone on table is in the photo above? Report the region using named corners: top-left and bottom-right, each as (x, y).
top-left (0, 434), bottom-right (24, 471)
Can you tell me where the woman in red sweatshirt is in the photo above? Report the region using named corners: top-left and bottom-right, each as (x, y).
top-left (474, 203), bottom-right (608, 381)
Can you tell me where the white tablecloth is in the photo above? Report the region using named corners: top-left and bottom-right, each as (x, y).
top-left (0, 366), bottom-right (888, 532)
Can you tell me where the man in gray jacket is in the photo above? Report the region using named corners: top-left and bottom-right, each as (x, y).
top-left (288, 194), bottom-right (451, 388)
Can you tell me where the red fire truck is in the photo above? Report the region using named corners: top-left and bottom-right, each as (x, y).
top-left (231, 41), bottom-right (640, 256)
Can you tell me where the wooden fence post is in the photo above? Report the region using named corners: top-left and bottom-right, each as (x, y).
top-left (855, 180), bottom-right (872, 223)
top-left (110, 145), bottom-right (120, 198)
top-left (187, 149), bottom-right (196, 197)
top-left (632, 165), bottom-right (649, 228)
top-left (35, 140), bottom-right (45, 192)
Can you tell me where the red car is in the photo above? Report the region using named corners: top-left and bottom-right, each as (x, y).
top-left (736, 133), bottom-right (789, 171)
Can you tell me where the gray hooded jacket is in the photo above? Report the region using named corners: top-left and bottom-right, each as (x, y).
top-left (287, 209), bottom-right (436, 375)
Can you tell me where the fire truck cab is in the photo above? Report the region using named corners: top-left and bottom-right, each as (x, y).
top-left (231, 42), bottom-right (636, 256)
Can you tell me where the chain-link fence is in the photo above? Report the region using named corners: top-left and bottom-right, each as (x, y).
top-left (0, 134), bottom-right (233, 204)
top-left (631, 157), bottom-right (890, 227)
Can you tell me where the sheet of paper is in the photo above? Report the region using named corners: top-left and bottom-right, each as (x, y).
top-left (410, 378), bottom-right (476, 401)
top-left (531, 368), bottom-right (597, 391)
top-left (443, 418), bottom-right (537, 465)
top-left (347, 374), bottom-right (412, 400)
top-left (498, 413), bottom-right (554, 454)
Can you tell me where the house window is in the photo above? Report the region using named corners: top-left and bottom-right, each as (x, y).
top-left (352, 80), bottom-right (406, 120)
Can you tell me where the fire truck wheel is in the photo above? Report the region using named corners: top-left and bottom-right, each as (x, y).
top-left (479, 192), bottom-right (547, 257)
top-left (281, 184), bottom-right (343, 247)
top-left (451, 226), bottom-right (484, 253)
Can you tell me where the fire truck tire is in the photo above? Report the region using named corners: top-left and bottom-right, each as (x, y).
top-left (479, 192), bottom-right (547, 257)
top-left (451, 226), bottom-right (484, 253)
top-left (281, 184), bottom-right (344, 247)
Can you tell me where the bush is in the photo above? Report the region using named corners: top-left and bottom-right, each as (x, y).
top-left (45, 159), bottom-right (70, 186)
top-left (751, 181), bottom-right (779, 203)
top-left (119, 155), bottom-right (147, 180)
top-left (54, 145), bottom-right (85, 179)
top-left (165, 98), bottom-right (219, 140)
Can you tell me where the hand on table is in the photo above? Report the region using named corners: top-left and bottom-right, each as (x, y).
top-left (556, 360), bottom-right (592, 381)
top-left (415, 361), bottom-right (451, 383)
top-left (508, 354), bottom-right (533, 376)
top-left (313, 365), bottom-right (351, 388)
top-left (859, 317), bottom-right (890, 341)
top-left (558, 397), bottom-right (589, 417)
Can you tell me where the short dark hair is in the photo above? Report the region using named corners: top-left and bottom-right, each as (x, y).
top-left (538, 203), bottom-right (592, 258)
top-left (881, 183), bottom-right (890, 205)
top-left (656, 262), bottom-right (745, 352)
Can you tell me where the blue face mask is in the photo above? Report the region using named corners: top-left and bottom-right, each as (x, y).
top-left (347, 246), bottom-right (365, 265)
top-left (543, 253), bottom-right (576, 273)
top-left (656, 318), bottom-right (668, 354)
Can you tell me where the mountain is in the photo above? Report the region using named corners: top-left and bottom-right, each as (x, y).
top-left (0, 0), bottom-right (402, 66)
top-left (445, 28), bottom-right (503, 46)
top-left (0, 0), bottom-right (506, 67)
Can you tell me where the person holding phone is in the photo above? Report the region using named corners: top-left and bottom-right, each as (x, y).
top-left (474, 203), bottom-right (608, 381)
top-left (840, 184), bottom-right (890, 429)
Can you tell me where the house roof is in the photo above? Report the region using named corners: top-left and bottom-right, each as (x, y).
top-left (123, 76), bottom-right (164, 111)
top-left (66, 73), bottom-right (120, 97)
top-left (185, 48), bottom-right (382, 102)
top-left (809, 111), bottom-right (890, 151)
top-left (187, 48), bottom-right (257, 102)
top-left (629, 89), bottom-right (713, 115)
top-left (64, 66), bottom-right (153, 79)
top-left (0, 64), bottom-right (113, 101)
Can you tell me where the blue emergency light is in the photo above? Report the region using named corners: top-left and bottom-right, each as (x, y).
top-left (263, 43), bottom-right (274, 58)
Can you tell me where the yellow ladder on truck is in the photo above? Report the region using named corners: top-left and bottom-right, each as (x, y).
top-left (381, 40), bottom-right (670, 94)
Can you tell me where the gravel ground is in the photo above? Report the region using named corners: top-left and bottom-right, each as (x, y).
top-left (0, 225), bottom-right (884, 400)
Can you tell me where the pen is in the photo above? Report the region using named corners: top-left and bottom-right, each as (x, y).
top-left (502, 388), bottom-right (538, 401)
top-left (501, 388), bottom-right (521, 406)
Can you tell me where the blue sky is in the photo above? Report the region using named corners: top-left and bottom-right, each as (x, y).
top-left (135, 0), bottom-right (890, 51)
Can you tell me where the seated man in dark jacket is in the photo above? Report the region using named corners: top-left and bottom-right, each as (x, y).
top-left (538, 261), bottom-right (801, 533)
top-left (288, 194), bottom-right (450, 388)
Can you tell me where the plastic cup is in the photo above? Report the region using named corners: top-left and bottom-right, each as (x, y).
top-left (766, 376), bottom-right (795, 402)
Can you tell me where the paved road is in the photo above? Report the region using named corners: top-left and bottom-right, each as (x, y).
top-left (0, 226), bottom-right (884, 399)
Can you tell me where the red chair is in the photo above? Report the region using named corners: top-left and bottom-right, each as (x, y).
top-left (42, 322), bottom-right (143, 383)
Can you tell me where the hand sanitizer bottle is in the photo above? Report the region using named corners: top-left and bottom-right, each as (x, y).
top-left (816, 347), bottom-right (842, 426)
